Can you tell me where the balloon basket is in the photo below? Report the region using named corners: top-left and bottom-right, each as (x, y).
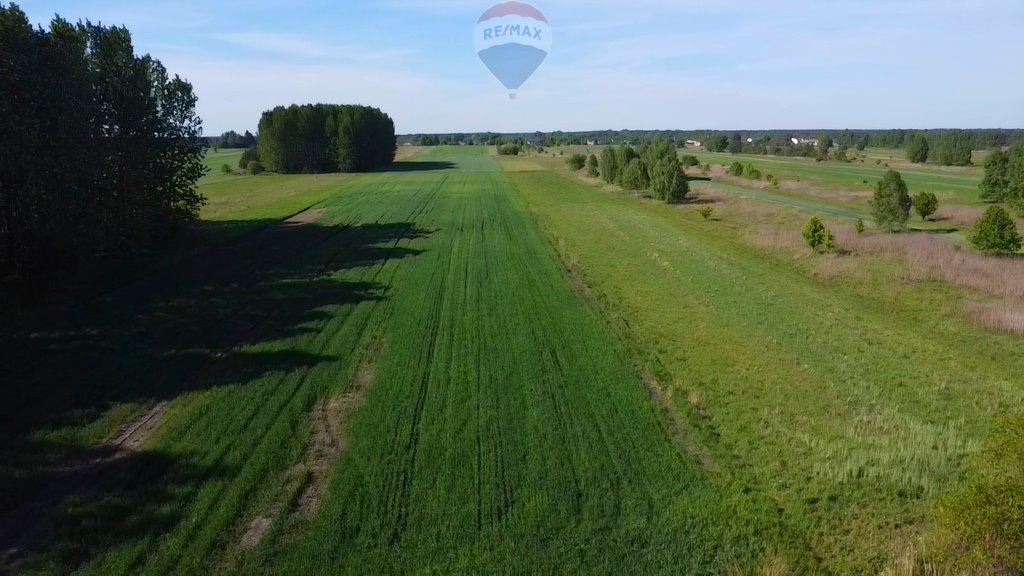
top-left (508, 92), bottom-right (517, 100)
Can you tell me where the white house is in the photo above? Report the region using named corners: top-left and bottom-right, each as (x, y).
top-left (685, 140), bottom-right (703, 148)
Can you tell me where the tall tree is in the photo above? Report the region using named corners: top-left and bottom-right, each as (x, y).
top-left (871, 170), bottom-right (912, 231)
top-left (979, 150), bottom-right (1010, 202)
top-left (935, 130), bottom-right (973, 166)
top-left (0, 6), bottom-right (205, 278)
top-left (905, 134), bottom-right (930, 163)
top-left (599, 147), bottom-right (620, 184)
top-left (727, 133), bottom-right (743, 154)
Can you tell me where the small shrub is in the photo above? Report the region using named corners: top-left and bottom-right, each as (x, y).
top-left (247, 160), bottom-right (264, 175)
top-left (969, 205), bottom-right (1022, 253)
top-left (701, 163), bottom-right (710, 173)
top-left (497, 143), bottom-right (521, 156)
top-left (912, 191), bottom-right (939, 221)
top-left (875, 159), bottom-right (882, 165)
top-left (743, 164), bottom-right (762, 180)
top-left (727, 161), bottom-right (744, 177)
top-left (680, 155), bottom-right (700, 168)
top-left (697, 206), bottom-right (714, 221)
top-left (854, 218), bottom-right (865, 234)
top-left (220, 163), bottom-right (232, 174)
top-left (566, 154), bottom-right (587, 171)
top-left (803, 216), bottom-right (836, 252)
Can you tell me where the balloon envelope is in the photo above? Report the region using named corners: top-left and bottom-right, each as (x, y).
top-left (473, 2), bottom-right (551, 95)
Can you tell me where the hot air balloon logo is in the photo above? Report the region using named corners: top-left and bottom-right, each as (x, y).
top-left (473, 2), bottom-right (551, 99)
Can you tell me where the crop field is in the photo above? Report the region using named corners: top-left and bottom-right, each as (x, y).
top-left (3, 145), bottom-right (1021, 575)
top-left (2, 147), bottom-right (783, 574)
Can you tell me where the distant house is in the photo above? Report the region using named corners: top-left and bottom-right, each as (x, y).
top-left (746, 137), bottom-right (754, 143)
top-left (791, 138), bottom-right (819, 146)
top-left (586, 139), bottom-right (597, 146)
top-left (685, 140), bottom-right (703, 148)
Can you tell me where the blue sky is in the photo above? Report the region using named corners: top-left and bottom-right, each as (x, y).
top-left (21, 0), bottom-right (1024, 135)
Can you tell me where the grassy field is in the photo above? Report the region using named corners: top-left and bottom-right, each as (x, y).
top-left (507, 164), bottom-right (1024, 572)
top-left (2, 147), bottom-right (783, 574)
top-left (689, 151), bottom-right (984, 204)
top-left (3, 146), bottom-right (1020, 574)
top-left (200, 149), bottom-right (245, 186)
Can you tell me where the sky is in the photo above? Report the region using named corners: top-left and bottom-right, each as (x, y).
top-left (20, 0), bottom-right (1024, 135)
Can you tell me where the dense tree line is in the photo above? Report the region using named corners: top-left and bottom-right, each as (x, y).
top-left (398, 129), bottom-right (1024, 152)
top-left (215, 130), bottom-right (256, 149)
top-left (256, 104), bottom-right (395, 173)
top-left (598, 137), bottom-right (687, 202)
top-left (0, 5), bottom-right (205, 279)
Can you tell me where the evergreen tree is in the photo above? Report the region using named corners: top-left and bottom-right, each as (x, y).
top-left (905, 134), bottom-right (930, 163)
top-left (969, 206), bottom-right (1022, 252)
top-left (871, 170), bottom-right (912, 231)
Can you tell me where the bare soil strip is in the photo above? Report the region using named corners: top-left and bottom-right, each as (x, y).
top-left (297, 358), bottom-right (377, 517)
top-left (237, 354), bottom-right (379, 552)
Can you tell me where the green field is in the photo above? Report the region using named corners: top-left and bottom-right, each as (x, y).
top-left (2, 146), bottom-right (1021, 574)
top-left (689, 150), bottom-right (985, 204)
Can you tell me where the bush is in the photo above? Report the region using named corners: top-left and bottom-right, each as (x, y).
top-left (239, 145), bottom-right (258, 169)
top-left (247, 160), bottom-right (264, 175)
top-left (912, 191), bottom-right (939, 221)
top-left (969, 205), bottom-right (1022, 253)
top-left (585, 154), bottom-right (600, 178)
top-left (854, 218), bottom-right (865, 234)
top-left (697, 206), bottom-right (714, 220)
top-left (680, 155), bottom-right (700, 168)
top-left (767, 175), bottom-right (779, 187)
top-left (727, 161), bottom-right (744, 177)
top-left (701, 163), bottom-right (710, 173)
top-left (566, 154), bottom-right (587, 171)
top-left (743, 164), bottom-right (762, 180)
top-left (620, 158), bottom-right (649, 192)
top-left (803, 216), bottom-right (836, 252)
top-left (871, 170), bottom-right (912, 232)
top-left (938, 411), bottom-right (1024, 572)
top-left (220, 163), bottom-right (232, 174)
top-left (497, 143), bottom-right (521, 156)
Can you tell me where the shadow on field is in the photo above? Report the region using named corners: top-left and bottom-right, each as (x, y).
top-left (0, 215), bottom-right (433, 569)
top-left (1, 444), bottom-right (230, 572)
top-left (385, 161), bottom-right (456, 172)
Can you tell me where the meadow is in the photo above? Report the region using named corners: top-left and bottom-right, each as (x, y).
top-left (2, 146), bottom-right (1021, 574)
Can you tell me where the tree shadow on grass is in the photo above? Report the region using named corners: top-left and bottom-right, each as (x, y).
top-left (0, 216), bottom-right (434, 568)
top-left (3, 444), bottom-right (232, 573)
top-left (385, 161), bottom-right (456, 173)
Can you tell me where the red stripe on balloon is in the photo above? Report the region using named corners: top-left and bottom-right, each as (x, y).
top-left (477, 2), bottom-right (548, 24)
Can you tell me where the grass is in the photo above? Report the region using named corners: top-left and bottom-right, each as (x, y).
top-left (689, 150), bottom-right (984, 204)
top-left (4, 145), bottom-right (1022, 574)
top-left (200, 149), bottom-right (244, 186)
top-left (4, 147), bottom-right (787, 574)
top-left (510, 168), bottom-right (1024, 573)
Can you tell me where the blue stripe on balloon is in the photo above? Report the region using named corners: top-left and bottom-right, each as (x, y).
top-left (477, 43), bottom-right (548, 90)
